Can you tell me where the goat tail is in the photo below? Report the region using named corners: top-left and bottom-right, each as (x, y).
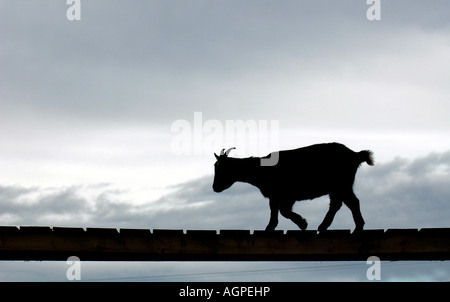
top-left (358, 150), bottom-right (375, 166)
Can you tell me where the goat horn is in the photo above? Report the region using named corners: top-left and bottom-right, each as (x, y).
top-left (224, 147), bottom-right (236, 156)
top-left (220, 149), bottom-right (225, 156)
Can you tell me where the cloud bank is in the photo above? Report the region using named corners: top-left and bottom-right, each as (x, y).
top-left (2, 1), bottom-right (450, 132)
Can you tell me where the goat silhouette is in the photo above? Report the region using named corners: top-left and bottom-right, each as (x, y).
top-left (213, 143), bottom-right (374, 233)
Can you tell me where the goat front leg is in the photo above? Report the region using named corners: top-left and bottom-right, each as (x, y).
top-left (265, 199), bottom-right (279, 231)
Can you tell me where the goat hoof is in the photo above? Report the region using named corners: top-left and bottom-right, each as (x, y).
top-left (265, 225), bottom-right (276, 232)
top-left (318, 224), bottom-right (328, 234)
top-left (299, 220), bottom-right (308, 231)
top-left (352, 226), bottom-right (364, 235)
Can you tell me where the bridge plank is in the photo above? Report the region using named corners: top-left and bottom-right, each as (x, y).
top-left (0, 226), bottom-right (448, 261)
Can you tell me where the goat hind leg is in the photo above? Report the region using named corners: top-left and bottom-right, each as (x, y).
top-left (280, 202), bottom-right (308, 231)
top-left (343, 191), bottom-right (365, 233)
top-left (265, 199), bottom-right (279, 231)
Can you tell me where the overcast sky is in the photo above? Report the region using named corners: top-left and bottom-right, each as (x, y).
top-left (1, 0), bottom-right (450, 282)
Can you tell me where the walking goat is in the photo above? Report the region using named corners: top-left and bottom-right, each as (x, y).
top-left (212, 143), bottom-right (374, 233)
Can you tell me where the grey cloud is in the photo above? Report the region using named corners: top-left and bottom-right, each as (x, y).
top-left (0, 185), bottom-right (89, 225)
top-left (3, 1), bottom-right (450, 126)
top-left (406, 152), bottom-right (450, 176)
top-left (144, 176), bottom-right (268, 230)
top-left (356, 151), bottom-right (450, 228)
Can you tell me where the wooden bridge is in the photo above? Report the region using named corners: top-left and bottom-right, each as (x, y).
top-left (0, 226), bottom-right (449, 261)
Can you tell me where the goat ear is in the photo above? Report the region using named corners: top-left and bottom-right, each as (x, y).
top-left (214, 153), bottom-right (220, 160)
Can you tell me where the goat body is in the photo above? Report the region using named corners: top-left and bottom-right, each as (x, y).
top-left (213, 142), bottom-right (374, 232)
